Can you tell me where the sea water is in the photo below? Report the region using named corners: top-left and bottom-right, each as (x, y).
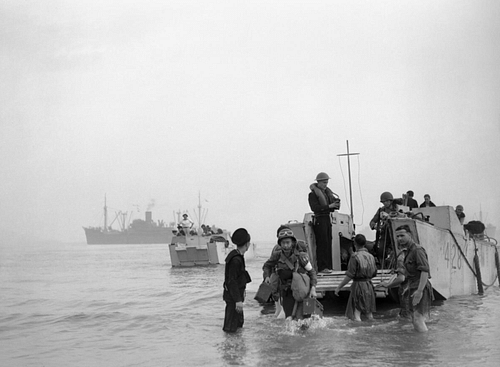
top-left (1, 241), bottom-right (500, 367)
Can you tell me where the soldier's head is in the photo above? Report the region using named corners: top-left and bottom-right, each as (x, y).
top-left (380, 191), bottom-right (394, 208)
top-left (231, 228), bottom-right (251, 249)
top-left (395, 225), bottom-right (413, 246)
top-left (315, 172), bottom-right (330, 190)
top-left (277, 228), bottom-right (296, 253)
top-left (354, 234), bottom-right (367, 249)
top-left (276, 225), bottom-right (290, 237)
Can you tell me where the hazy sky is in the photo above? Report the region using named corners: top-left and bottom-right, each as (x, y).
top-left (1, 0), bottom-right (499, 243)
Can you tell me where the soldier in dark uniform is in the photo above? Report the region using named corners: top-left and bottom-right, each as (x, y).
top-left (405, 190), bottom-right (419, 209)
top-left (222, 228), bottom-right (252, 332)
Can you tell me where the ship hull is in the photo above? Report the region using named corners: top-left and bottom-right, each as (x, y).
top-left (391, 208), bottom-right (498, 299)
top-left (84, 227), bottom-right (175, 244)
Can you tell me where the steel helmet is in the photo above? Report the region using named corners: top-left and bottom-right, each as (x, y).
top-left (277, 228), bottom-right (297, 245)
top-left (315, 172), bottom-right (330, 182)
top-left (380, 191), bottom-right (394, 202)
top-left (276, 225), bottom-right (290, 237)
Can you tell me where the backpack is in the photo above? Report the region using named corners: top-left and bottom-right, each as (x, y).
top-left (291, 266), bottom-right (310, 301)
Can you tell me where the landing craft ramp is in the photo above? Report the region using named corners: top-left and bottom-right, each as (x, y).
top-left (315, 269), bottom-right (395, 297)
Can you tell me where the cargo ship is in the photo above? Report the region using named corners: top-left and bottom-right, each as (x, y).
top-left (83, 198), bottom-right (175, 244)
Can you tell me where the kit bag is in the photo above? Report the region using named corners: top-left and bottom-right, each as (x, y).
top-left (283, 255), bottom-right (311, 302)
top-left (291, 271), bottom-right (310, 301)
top-left (302, 297), bottom-right (324, 317)
top-left (254, 282), bottom-right (273, 303)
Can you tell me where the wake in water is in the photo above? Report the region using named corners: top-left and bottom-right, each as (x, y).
top-left (276, 310), bottom-right (414, 337)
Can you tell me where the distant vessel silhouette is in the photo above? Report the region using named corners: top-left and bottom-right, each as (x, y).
top-left (83, 197), bottom-right (175, 244)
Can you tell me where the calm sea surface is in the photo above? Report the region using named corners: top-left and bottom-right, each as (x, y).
top-left (1, 241), bottom-right (500, 367)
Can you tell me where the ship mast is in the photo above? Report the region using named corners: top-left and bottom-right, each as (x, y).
top-left (197, 191), bottom-right (202, 233)
top-left (104, 194), bottom-right (108, 232)
top-left (337, 140), bottom-right (359, 222)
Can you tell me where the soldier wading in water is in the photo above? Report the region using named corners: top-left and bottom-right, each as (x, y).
top-left (222, 228), bottom-right (252, 333)
top-left (262, 229), bottom-right (317, 320)
top-left (334, 234), bottom-right (377, 321)
top-left (378, 225), bottom-right (434, 332)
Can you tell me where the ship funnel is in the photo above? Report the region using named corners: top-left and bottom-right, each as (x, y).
top-left (145, 211), bottom-right (152, 222)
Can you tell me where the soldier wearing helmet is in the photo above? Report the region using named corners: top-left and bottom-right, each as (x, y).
top-left (308, 172), bottom-right (340, 273)
top-left (369, 191), bottom-right (404, 264)
top-left (369, 192), bottom-right (403, 230)
top-left (262, 228), bottom-right (318, 320)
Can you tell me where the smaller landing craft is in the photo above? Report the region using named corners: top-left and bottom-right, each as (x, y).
top-left (168, 194), bottom-right (255, 266)
top-left (168, 230), bottom-right (256, 267)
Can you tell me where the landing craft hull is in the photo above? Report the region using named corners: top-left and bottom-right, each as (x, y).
top-left (288, 206), bottom-right (498, 299)
top-left (413, 220), bottom-right (497, 299)
top-left (168, 233), bottom-right (256, 266)
top-left (395, 206), bottom-right (498, 299)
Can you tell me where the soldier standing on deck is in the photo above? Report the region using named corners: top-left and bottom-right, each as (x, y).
top-left (308, 172), bottom-right (340, 273)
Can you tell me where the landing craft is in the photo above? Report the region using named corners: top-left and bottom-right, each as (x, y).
top-left (168, 194), bottom-right (256, 266)
top-left (168, 229), bottom-right (256, 266)
top-left (285, 205), bottom-right (499, 301)
top-left (287, 141), bottom-right (500, 301)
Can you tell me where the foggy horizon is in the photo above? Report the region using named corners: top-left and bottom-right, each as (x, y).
top-left (1, 0), bottom-right (499, 244)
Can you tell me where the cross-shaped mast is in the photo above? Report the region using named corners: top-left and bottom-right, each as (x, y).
top-left (337, 140), bottom-right (359, 221)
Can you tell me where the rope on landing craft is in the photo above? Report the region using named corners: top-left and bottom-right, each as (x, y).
top-left (480, 274), bottom-right (498, 289)
top-left (447, 230), bottom-right (477, 276)
top-left (480, 245), bottom-right (500, 289)
top-left (472, 238), bottom-right (484, 294)
top-left (495, 247), bottom-right (500, 287)
top-left (472, 238), bottom-right (499, 290)
top-left (447, 230), bottom-right (498, 292)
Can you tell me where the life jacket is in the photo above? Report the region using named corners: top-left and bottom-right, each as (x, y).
top-left (309, 183), bottom-right (340, 211)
